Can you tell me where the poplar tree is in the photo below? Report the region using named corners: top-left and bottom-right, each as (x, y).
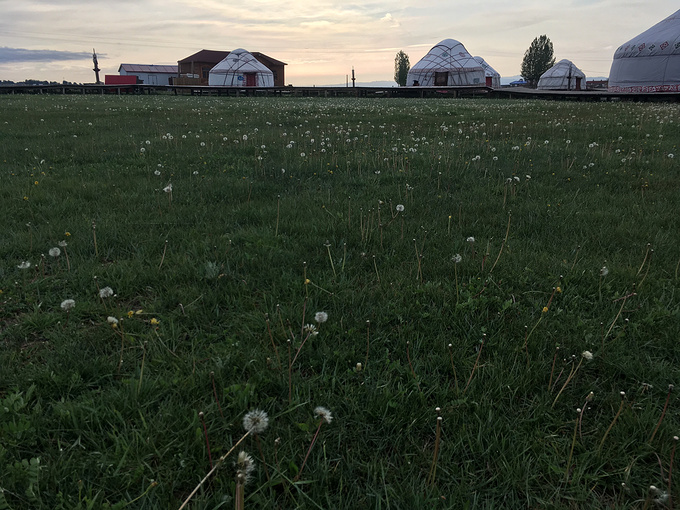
top-left (521, 35), bottom-right (556, 88)
top-left (394, 51), bottom-right (410, 86)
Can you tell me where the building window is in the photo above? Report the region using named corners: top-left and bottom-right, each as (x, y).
top-left (202, 68), bottom-right (209, 79)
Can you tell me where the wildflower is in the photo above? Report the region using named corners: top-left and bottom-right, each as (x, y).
top-left (17, 261), bottom-right (31, 269)
top-left (163, 183), bottom-right (172, 193)
top-left (150, 318), bottom-right (159, 326)
top-left (99, 286), bottom-right (114, 298)
top-left (582, 350), bottom-right (594, 361)
top-left (452, 254), bottom-right (462, 263)
top-left (356, 362), bottom-right (363, 372)
top-left (600, 266), bottom-right (609, 277)
top-left (236, 451), bottom-right (256, 477)
top-left (107, 316), bottom-right (119, 325)
top-left (127, 310), bottom-right (134, 318)
top-left (466, 237), bottom-right (475, 243)
top-left (154, 170), bottom-right (161, 176)
top-left (542, 306), bottom-right (549, 313)
top-left (314, 311), bottom-right (328, 323)
top-left (58, 240), bottom-right (67, 247)
top-left (314, 406), bottom-right (333, 424)
top-left (669, 153), bottom-right (675, 159)
top-left (49, 247), bottom-right (61, 257)
top-left (303, 324), bottom-right (319, 336)
top-left (243, 409), bottom-right (270, 434)
top-left (556, 286), bottom-right (562, 293)
top-left (61, 299), bottom-right (76, 311)
top-left (396, 204), bottom-right (405, 212)
top-left (65, 231), bottom-right (71, 237)
top-left (242, 134), bottom-right (248, 141)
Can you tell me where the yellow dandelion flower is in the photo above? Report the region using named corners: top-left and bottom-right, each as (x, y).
top-left (150, 318), bottom-right (159, 325)
top-left (304, 279), bottom-right (311, 285)
top-left (542, 306), bottom-right (549, 313)
top-left (556, 286), bottom-right (562, 293)
top-left (127, 310), bottom-right (134, 318)
top-left (135, 309), bottom-right (144, 315)
top-left (65, 231), bottom-right (71, 237)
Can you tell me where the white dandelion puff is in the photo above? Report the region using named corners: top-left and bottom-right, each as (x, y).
top-left (243, 409), bottom-right (269, 434)
top-left (314, 406), bottom-right (333, 424)
top-left (99, 286), bottom-right (114, 298)
top-left (49, 247), bottom-right (61, 257)
top-left (61, 299), bottom-right (76, 311)
top-left (314, 311), bottom-right (328, 323)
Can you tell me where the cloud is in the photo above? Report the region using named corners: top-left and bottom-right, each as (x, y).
top-left (380, 13), bottom-right (400, 28)
top-left (0, 47), bottom-right (94, 63)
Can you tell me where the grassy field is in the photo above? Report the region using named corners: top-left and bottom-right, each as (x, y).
top-left (1, 94), bottom-right (679, 509)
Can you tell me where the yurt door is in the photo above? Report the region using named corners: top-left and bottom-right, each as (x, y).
top-left (245, 73), bottom-right (256, 86)
top-left (486, 77), bottom-right (492, 87)
top-left (575, 77), bottom-right (582, 91)
top-left (434, 72), bottom-right (448, 86)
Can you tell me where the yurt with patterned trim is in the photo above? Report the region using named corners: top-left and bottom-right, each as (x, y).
top-left (407, 39), bottom-right (485, 87)
top-left (208, 48), bottom-right (274, 87)
top-left (474, 56), bottom-right (501, 88)
top-left (537, 59), bottom-right (586, 90)
top-left (608, 9), bottom-right (680, 92)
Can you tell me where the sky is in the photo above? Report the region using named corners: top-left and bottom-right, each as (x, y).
top-left (0, 0), bottom-right (677, 85)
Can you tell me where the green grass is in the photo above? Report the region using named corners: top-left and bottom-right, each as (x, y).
top-left (1, 94), bottom-right (679, 509)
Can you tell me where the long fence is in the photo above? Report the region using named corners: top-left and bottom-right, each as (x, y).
top-left (1, 83), bottom-right (678, 102)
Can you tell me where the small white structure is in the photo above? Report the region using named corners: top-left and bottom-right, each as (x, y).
top-left (208, 48), bottom-right (274, 87)
top-left (537, 59), bottom-right (586, 90)
top-left (407, 39), bottom-right (484, 87)
top-left (609, 9), bottom-right (680, 93)
top-left (118, 64), bottom-right (178, 85)
top-left (473, 56), bottom-right (501, 88)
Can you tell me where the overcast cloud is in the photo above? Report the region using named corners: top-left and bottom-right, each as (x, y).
top-left (0, 0), bottom-right (676, 84)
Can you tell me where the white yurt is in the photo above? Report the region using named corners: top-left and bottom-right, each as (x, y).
top-left (208, 48), bottom-right (274, 87)
top-left (473, 56), bottom-right (501, 88)
top-left (407, 39), bottom-right (485, 87)
top-left (537, 59), bottom-right (586, 90)
top-left (608, 9), bottom-right (680, 92)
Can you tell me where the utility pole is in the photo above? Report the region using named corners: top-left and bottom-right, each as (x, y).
top-left (92, 49), bottom-right (101, 84)
top-left (351, 67), bottom-right (356, 88)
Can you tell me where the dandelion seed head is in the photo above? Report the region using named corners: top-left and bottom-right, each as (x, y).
top-left (243, 409), bottom-right (269, 434)
top-left (314, 406), bottom-right (333, 424)
top-left (582, 350), bottom-right (594, 361)
top-left (49, 247), bottom-right (61, 257)
top-left (61, 299), bottom-right (75, 311)
top-left (58, 240), bottom-right (67, 247)
top-left (107, 316), bottom-right (119, 325)
top-left (314, 311), bottom-right (328, 323)
top-left (396, 204), bottom-right (404, 212)
top-left (303, 324), bottom-right (319, 336)
top-left (600, 266), bottom-right (609, 277)
top-left (99, 286), bottom-right (114, 298)
top-left (17, 261), bottom-right (31, 269)
top-left (236, 451), bottom-right (256, 476)
top-left (466, 236), bottom-right (475, 243)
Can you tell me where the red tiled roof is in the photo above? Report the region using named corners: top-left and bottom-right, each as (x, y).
top-left (178, 49), bottom-right (286, 66)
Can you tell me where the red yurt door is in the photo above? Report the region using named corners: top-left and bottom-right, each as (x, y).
top-left (486, 77), bottom-right (492, 87)
top-left (245, 73), bottom-right (256, 86)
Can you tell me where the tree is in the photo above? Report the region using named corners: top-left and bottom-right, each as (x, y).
top-left (521, 35), bottom-right (556, 88)
top-left (394, 51), bottom-right (410, 87)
